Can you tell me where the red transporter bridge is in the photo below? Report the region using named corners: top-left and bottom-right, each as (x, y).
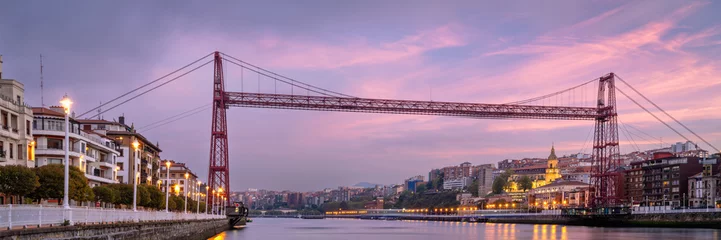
top-left (205, 51), bottom-right (623, 211)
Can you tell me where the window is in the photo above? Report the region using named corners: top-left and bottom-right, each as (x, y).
top-left (16, 95), bottom-right (20, 104)
top-left (119, 149), bottom-right (124, 157)
top-left (80, 143), bottom-right (86, 154)
top-left (672, 187), bottom-right (679, 193)
top-left (1, 112), bottom-right (7, 129)
top-left (117, 162), bottom-right (124, 170)
top-left (17, 144), bottom-right (22, 160)
top-left (26, 120), bottom-right (30, 135)
top-left (47, 138), bottom-right (63, 150)
top-left (672, 180), bottom-right (679, 185)
top-left (9, 143), bottom-right (13, 159)
top-left (49, 158), bottom-right (62, 164)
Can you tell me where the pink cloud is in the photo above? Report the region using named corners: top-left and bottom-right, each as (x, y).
top-left (256, 24), bottom-right (467, 69)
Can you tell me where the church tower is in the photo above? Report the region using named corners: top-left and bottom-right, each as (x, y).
top-left (545, 144), bottom-right (561, 183)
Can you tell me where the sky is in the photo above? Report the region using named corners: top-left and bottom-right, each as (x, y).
top-left (1, 1), bottom-right (720, 192)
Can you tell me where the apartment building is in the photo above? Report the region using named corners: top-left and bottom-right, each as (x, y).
top-left (159, 160), bottom-right (200, 198)
top-left (0, 57), bottom-right (35, 204)
top-left (32, 107), bottom-right (121, 187)
top-left (0, 76), bottom-right (34, 167)
top-left (641, 156), bottom-right (706, 207)
top-left (103, 116), bottom-right (162, 186)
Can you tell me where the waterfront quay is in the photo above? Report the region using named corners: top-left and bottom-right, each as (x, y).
top-left (317, 208), bottom-right (721, 229)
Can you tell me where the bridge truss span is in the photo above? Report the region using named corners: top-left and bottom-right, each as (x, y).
top-left (224, 92), bottom-right (600, 120)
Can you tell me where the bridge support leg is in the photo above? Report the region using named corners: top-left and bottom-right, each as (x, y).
top-left (208, 51), bottom-right (230, 206)
top-left (591, 73), bottom-right (621, 209)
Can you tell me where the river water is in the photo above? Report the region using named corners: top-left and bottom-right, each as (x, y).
top-left (208, 218), bottom-right (720, 240)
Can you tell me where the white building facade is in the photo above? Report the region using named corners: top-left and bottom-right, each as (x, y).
top-left (32, 107), bottom-right (120, 187)
top-left (0, 79), bottom-right (34, 168)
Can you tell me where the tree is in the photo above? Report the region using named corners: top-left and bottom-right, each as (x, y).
top-left (0, 165), bottom-right (39, 199)
top-left (172, 195), bottom-right (185, 211)
top-left (107, 184), bottom-right (133, 205)
top-left (30, 164), bottom-right (93, 204)
top-left (491, 176), bottom-right (507, 194)
top-left (416, 184), bottom-right (427, 193)
top-left (468, 179), bottom-right (479, 197)
top-left (29, 164), bottom-right (64, 201)
top-left (167, 195), bottom-right (178, 210)
top-left (69, 167), bottom-right (94, 203)
top-left (145, 185), bottom-right (165, 209)
top-left (93, 186), bottom-right (115, 203)
top-left (339, 201), bottom-right (349, 210)
top-left (136, 185), bottom-right (151, 207)
top-left (519, 176), bottom-right (533, 192)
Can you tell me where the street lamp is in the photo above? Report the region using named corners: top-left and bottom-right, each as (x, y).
top-left (197, 181), bottom-right (201, 214)
top-left (132, 140), bottom-right (140, 212)
top-left (60, 95), bottom-right (72, 209)
top-left (205, 186), bottom-right (210, 214)
top-left (184, 172), bottom-right (189, 214)
top-left (218, 187), bottom-right (225, 215)
top-left (211, 189), bottom-right (216, 214)
top-left (165, 161), bottom-right (171, 212)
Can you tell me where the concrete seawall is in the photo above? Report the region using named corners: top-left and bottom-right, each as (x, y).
top-left (487, 213), bottom-right (721, 229)
top-left (0, 219), bottom-right (227, 240)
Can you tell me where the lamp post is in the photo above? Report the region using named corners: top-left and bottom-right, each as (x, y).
top-left (60, 95), bottom-right (72, 209)
top-left (197, 181), bottom-right (201, 214)
top-left (205, 186), bottom-right (209, 214)
top-left (132, 140), bottom-right (140, 212)
top-left (218, 187), bottom-right (224, 215)
top-left (211, 189), bottom-right (216, 214)
top-left (165, 161), bottom-right (171, 212)
top-left (184, 173), bottom-right (189, 214)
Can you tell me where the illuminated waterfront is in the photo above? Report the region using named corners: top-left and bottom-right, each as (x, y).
top-left (208, 218), bottom-right (720, 240)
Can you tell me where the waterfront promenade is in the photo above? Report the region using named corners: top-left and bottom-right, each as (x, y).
top-left (0, 204), bottom-right (224, 230)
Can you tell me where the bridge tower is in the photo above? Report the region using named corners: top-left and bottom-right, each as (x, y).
top-left (207, 51), bottom-right (230, 206)
top-left (591, 73), bottom-right (621, 208)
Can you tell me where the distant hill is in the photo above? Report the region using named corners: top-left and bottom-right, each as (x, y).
top-left (354, 182), bottom-right (384, 188)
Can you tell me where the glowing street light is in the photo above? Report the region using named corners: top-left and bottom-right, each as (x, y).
top-left (184, 172), bottom-right (189, 214)
top-left (205, 186), bottom-right (210, 214)
top-left (132, 140), bottom-right (140, 212)
top-left (60, 95), bottom-right (72, 210)
top-left (196, 181), bottom-right (201, 214)
top-left (165, 161), bottom-right (171, 212)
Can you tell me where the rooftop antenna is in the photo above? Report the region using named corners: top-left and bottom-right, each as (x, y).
top-left (40, 54), bottom-right (45, 107)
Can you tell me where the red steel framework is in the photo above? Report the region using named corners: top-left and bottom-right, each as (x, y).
top-left (207, 51), bottom-right (621, 208)
top-left (591, 73), bottom-right (622, 208)
top-left (207, 52), bottom-right (230, 206)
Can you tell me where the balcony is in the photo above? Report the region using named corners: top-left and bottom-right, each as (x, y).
top-left (86, 173), bottom-right (117, 184)
top-left (32, 128), bottom-right (116, 153)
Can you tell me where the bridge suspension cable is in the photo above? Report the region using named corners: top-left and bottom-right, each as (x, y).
top-left (84, 59), bottom-right (213, 120)
top-left (78, 52), bottom-right (214, 118)
top-left (503, 78), bottom-right (597, 106)
top-left (615, 87), bottom-right (693, 146)
top-left (138, 104), bottom-right (212, 131)
top-left (220, 53), bottom-right (356, 98)
top-left (141, 105), bottom-right (211, 132)
top-left (616, 75), bottom-right (719, 153)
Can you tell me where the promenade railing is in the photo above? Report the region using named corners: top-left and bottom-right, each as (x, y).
top-left (0, 204), bottom-right (225, 229)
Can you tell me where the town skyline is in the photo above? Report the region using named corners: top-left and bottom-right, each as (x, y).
top-left (1, 1), bottom-right (720, 191)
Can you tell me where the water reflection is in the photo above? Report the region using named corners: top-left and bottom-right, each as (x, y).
top-left (209, 218), bottom-right (719, 240)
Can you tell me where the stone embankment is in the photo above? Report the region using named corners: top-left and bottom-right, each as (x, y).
top-left (0, 219), bottom-right (227, 240)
